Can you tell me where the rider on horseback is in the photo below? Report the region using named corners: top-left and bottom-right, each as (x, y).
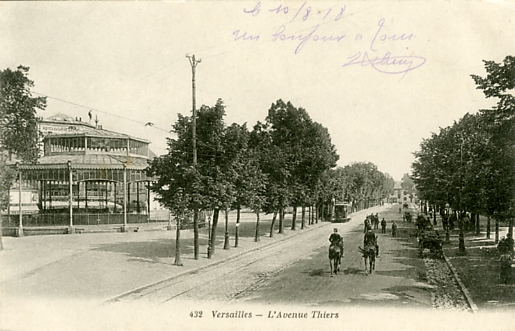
top-left (364, 229), bottom-right (379, 257)
top-left (329, 228), bottom-right (344, 264)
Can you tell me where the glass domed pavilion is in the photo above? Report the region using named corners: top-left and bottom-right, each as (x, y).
top-left (5, 113), bottom-right (160, 236)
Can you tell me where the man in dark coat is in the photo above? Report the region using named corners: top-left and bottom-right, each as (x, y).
top-left (364, 229), bottom-right (379, 257)
top-left (329, 228), bottom-right (344, 263)
top-left (381, 218), bottom-right (387, 234)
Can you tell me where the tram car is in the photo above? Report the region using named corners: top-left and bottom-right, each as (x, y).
top-left (332, 202), bottom-right (351, 223)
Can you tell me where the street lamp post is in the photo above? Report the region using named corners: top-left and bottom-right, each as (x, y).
top-left (16, 162), bottom-right (23, 237)
top-left (123, 163), bottom-right (127, 232)
top-left (206, 210), bottom-right (213, 259)
top-left (67, 160), bottom-right (75, 234)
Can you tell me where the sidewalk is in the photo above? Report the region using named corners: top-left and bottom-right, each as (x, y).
top-left (406, 206), bottom-right (515, 311)
top-left (442, 221), bottom-right (515, 310)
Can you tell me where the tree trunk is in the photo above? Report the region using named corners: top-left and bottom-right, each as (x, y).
top-left (291, 206), bottom-right (297, 230)
top-left (235, 207), bottom-right (240, 247)
top-left (269, 211), bottom-right (277, 237)
top-left (174, 217), bottom-right (183, 266)
top-left (475, 213), bottom-right (480, 236)
top-left (278, 207), bottom-right (284, 234)
top-left (223, 210), bottom-right (230, 250)
top-left (458, 212), bottom-right (466, 254)
top-left (495, 217), bottom-right (499, 244)
top-left (210, 209), bottom-right (220, 255)
top-left (315, 204), bottom-right (318, 224)
top-left (301, 206), bottom-right (306, 229)
top-left (487, 215), bottom-right (491, 239)
top-left (254, 211), bottom-right (260, 242)
top-left (193, 207), bottom-right (199, 260)
top-left (509, 218), bottom-right (514, 239)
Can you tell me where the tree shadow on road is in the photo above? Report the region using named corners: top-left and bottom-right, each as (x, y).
top-left (91, 237), bottom-right (208, 263)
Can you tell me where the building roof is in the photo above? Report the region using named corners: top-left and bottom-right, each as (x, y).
top-left (18, 154), bottom-right (150, 170)
top-left (7, 113), bottom-right (157, 170)
top-left (45, 113), bottom-right (87, 124)
top-left (41, 113), bottom-right (149, 143)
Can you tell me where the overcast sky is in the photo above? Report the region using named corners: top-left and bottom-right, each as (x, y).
top-left (2, 1), bottom-right (514, 180)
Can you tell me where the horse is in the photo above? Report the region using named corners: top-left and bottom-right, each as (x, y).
top-left (358, 244), bottom-right (376, 274)
top-left (328, 244), bottom-right (342, 276)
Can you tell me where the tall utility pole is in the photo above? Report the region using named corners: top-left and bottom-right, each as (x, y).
top-left (187, 54), bottom-right (201, 260)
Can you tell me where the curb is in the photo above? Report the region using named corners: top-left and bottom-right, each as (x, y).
top-left (443, 254), bottom-right (479, 313)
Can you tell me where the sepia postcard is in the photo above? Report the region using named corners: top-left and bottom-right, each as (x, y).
top-left (1, 1), bottom-right (514, 330)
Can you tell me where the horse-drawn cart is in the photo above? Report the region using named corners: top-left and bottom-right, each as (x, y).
top-left (418, 230), bottom-right (444, 258)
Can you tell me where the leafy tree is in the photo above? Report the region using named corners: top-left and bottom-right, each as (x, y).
top-left (472, 56), bottom-right (515, 235)
top-left (149, 98), bottom-right (243, 259)
top-left (146, 113), bottom-right (202, 265)
top-left (264, 100), bottom-right (338, 232)
top-left (0, 66), bottom-right (46, 163)
top-left (228, 124), bottom-right (267, 245)
top-left (339, 162), bottom-right (387, 210)
top-left (195, 100), bottom-right (237, 254)
top-left (0, 65), bottom-right (45, 250)
top-left (412, 56), bottom-right (515, 248)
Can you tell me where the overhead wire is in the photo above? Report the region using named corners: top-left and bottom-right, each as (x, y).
top-left (31, 91), bottom-right (173, 134)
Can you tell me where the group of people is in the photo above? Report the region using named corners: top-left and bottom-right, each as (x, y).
top-left (329, 213), bottom-right (400, 263)
top-left (364, 214), bottom-right (396, 235)
top-left (365, 213), bottom-right (381, 231)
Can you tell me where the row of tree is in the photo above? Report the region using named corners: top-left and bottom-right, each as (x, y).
top-left (146, 98), bottom-right (395, 264)
top-left (412, 56), bottom-right (515, 240)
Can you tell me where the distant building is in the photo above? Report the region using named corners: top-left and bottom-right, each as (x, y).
top-left (388, 181), bottom-right (404, 203)
top-left (3, 113), bottom-right (165, 235)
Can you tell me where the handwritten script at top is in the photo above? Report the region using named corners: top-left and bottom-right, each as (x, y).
top-left (235, 2), bottom-right (426, 77)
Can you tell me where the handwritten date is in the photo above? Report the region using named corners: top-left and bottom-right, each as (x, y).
top-left (243, 1), bottom-right (346, 23)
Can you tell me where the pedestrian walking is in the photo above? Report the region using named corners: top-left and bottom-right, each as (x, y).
top-left (381, 218), bottom-right (387, 234)
top-left (500, 253), bottom-right (512, 284)
top-left (391, 221), bottom-right (397, 237)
